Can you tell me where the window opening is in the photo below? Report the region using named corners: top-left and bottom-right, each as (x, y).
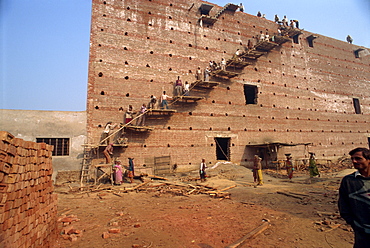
top-left (354, 48), bottom-right (365, 58)
top-left (36, 138), bottom-right (70, 156)
top-left (199, 3), bottom-right (214, 15)
top-left (306, 35), bottom-right (317, 48)
top-left (215, 137), bottom-right (230, 161)
top-left (368, 137), bottom-right (370, 149)
top-left (292, 34), bottom-right (299, 44)
top-left (243, 84), bottom-right (258, 104)
top-left (353, 98), bottom-right (361, 114)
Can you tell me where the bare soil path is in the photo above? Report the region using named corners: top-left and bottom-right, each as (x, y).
top-left (54, 164), bottom-right (355, 248)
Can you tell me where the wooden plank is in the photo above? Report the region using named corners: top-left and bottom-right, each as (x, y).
top-left (225, 219), bottom-right (270, 248)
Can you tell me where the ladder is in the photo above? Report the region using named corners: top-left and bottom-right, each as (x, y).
top-left (80, 145), bottom-right (95, 186)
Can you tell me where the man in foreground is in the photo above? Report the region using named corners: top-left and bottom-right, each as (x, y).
top-left (338, 147), bottom-right (370, 248)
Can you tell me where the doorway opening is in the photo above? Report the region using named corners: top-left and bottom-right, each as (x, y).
top-left (215, 137), bottom-right (230, 161)
top-left (353, 98), bottom-right (361, 114)
top-left (243, 84), bottom-right (258, 104)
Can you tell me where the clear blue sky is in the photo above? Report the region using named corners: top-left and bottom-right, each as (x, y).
top-left (1, 0), bottom-right (369, 111)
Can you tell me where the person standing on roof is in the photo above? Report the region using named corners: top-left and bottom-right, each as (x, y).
top-left (274, 14), bottom-right (280, 23)
top-left (293, 19), bottom-right (299, 29)
top-left (282, 15), bottom-right (288, 26)
top-left (347, 35), bottom-right (353, 44)
top-left (239, 3), bottom-right (244, 12)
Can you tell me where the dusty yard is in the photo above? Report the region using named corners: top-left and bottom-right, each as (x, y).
top-left (54, 163), bottom-right (355, 248)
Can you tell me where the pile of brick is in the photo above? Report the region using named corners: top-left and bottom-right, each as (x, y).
top-left (0, 131), bottom-right (58, 248)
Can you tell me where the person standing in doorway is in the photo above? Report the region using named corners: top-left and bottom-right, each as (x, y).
top-left (338, 147), bottom-right (370, 248)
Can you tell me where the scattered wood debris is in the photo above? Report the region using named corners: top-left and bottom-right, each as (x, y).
top-left (66, 180), bottom-right (236, 199)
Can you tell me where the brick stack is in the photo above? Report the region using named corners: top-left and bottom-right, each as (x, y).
top-left (0, 131), bottom-right (58, 248)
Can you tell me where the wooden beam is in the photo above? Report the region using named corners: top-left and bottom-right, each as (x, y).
top-left (225, 219), bottom-right (270, 248)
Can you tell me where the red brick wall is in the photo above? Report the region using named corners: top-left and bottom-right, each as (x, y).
top-left (87, 0), bottom-right (370, 168)
top-left (0, 132), bottom-right (57, 248)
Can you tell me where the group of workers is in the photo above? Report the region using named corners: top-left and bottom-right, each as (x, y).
top-left (112, 157), bottom-right (135, 185)
top-left (252, 152), bottom-right (320, 186)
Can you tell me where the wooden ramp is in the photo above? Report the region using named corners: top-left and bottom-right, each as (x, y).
top-left (226, 59), bottom-right (253, 69)
top-left (173, 96), bottom-right (204, 102)
top-left (199, 15), bottom-right (217, 25)
top-left (98, 143), bottom-right (128, 148)
top-left (147, 109), bottom-right (176, 116)
top-left (240, 50), bottom-right (267, 60)
top-left (192, 80), bottom-right (219, 88)
top-left (211, 69), bottom-right (240, 79)
top-left (273, 35), bottom-right (291, 45)
top-left (255, 40), bottom-right (278, 51)
top-left (280, 27), bottom-right (302, 37)
top-left (125, 125), bottom-right (154, 132)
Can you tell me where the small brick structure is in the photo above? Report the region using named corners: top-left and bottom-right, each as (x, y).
top-left (0, 131), bottom-right (58, 248)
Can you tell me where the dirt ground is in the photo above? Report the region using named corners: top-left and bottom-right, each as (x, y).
top-left (54, 163), bottom-right (355, 248)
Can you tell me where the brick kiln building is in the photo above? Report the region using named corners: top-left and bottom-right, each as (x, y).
top-left (86, 0), bottom-right (370, 171)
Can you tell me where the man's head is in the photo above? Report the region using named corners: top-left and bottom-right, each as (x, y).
top-left (349, 147), bottom-right (370, 172)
